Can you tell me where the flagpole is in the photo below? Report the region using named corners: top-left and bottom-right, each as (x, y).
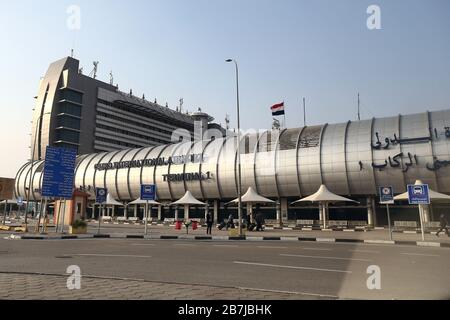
top-left (283, 102), bottom-right (287, 129)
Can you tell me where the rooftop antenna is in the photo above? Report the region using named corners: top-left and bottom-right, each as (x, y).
top-left (109, 71), bottom-right (114, 85)
top-left (358, 92), bottom-right (361, 121)
top-left (179, 98), bottom-right (184, 113)
top-left (303, 97), bottom-right (306, 127)
top-left (70, 49), bottom-right (74, 58)
top-left (89, 61), bottom-right (99, 79)
top-left (225, 114), bottom-right (230, 130)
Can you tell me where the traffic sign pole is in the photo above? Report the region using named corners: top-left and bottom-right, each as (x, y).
top-left (419, 204), bottom-right (425, 241)
top-left (144, 200), bottom-right (149, 236)
top-left (386, 204), bottom-right (392, 241)
top-left (97, 204), bottom-right (102, 234)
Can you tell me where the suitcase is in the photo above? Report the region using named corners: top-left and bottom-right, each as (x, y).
top-left (248, 223), bottom-right (256, 231)
top-left (218, 222), bottom-right (226, 230)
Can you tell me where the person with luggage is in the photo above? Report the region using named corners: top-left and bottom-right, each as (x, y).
top-left (226, 213), bottom-right (234, 230)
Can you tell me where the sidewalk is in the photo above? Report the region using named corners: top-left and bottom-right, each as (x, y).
top-left (0, 272), bottom-right (333, 300)
top-left (3, 223), bottom-right (450, 247)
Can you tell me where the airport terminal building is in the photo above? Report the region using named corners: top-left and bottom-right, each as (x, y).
top-left (30, 56), bottom-right (222, 160)
top-left (15, 109), bottom-right (450, 226)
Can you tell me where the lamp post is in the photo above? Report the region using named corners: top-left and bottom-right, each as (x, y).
top-left (25, 112), bottom-right (50, 231)
top-left (226, 59), bottom-right (243, 236)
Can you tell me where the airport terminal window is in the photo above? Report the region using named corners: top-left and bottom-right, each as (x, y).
top-left (58, 102), bottom-right (82, 117)
top-left (61, 89), bottom-right (83, 104)
top-left (56, 129), bottom-right (80, 144)
top-left (57, 115), bottom-right (81, 130)
top-left (96, 111), bottom-right (173, 136)
top-left (96, 124), bottom-right (168, 144)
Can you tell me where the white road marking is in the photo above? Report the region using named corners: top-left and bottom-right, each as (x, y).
top-left (401, 253), bottom-right (440, 257)
top-left (257, 246), bottom-right (288, 249)
top-left (234, 261), bottom-right (351, 274)
top-left (237, 286), bottom-right (339, 299)
top-left (213, 245), bottom-right (239, 248)
top-left (302, 247), bottom-right (332, 251)
top-left (280, 254), bottom-right (371, 262)
top-left (69, 254), bottom-right (152, 258)
top-left (131, 243), bottom-right (155, 246)
top-left (348, 249), bottom-right (380, 254)
top-left (173, 244), bottom-right (197, 247)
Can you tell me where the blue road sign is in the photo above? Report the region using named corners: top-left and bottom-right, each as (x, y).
top-left (41, 146), bottom-right (77, 199)
top-left (141, 184), bottom-right (156, 201)
top-left (407, 184), bottom-right (430, 205)
top-left (96, 188), bottom-right (108, 204)
top-left (379, 186), bottom-right (394, 204)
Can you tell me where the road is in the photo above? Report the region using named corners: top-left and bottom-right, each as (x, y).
top-left (0, 237), bottom-right (449, 300)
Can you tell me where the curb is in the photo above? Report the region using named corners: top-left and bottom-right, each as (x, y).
top-left (6, 234), bottom-right (449, 248)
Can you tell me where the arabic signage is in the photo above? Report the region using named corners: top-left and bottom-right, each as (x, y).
top-left (41, 146), bottom-right (77, 199)
top-left (94, 154), bottom-right (205, 171)
top-left (407, 184), bottom-right (430, 205)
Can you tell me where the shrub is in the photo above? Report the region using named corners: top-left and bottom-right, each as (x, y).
top-left (72, 219), bottom-right (87, 228)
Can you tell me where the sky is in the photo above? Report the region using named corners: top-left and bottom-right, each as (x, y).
top-left (0, 0), bottom-right (449, 178)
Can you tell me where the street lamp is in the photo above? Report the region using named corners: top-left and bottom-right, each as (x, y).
top-left (226, 58), bottom-right (243, 236)
top-left (24, 112), bottom-right (51, 231)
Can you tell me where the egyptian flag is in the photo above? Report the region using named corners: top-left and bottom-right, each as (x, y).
top-left (271, 102), bottom-right (285, 116)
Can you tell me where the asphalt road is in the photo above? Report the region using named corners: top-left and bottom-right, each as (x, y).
top-left (0, 238), bottom-right (449, 300)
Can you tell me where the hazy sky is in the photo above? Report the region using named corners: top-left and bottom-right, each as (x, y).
top-left (0, 0), bottom-right (449, 178)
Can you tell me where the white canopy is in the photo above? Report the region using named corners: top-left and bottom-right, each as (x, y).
top-left (98, 193), bottom-right (124, 206)
top-left (128, 198), bottom-right (161, 205)
top-left (292, 184), bottom-right (359, 204)
top-left (229, 187), bottom-right (275, 204)
top-left (394, 180), bottom-right (450, 202)
top-left (170, 191), bottom-right (206, 206)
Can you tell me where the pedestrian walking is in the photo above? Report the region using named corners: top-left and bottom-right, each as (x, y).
top-left (226, 213), bottom-right (234, 230)
top-left (206, 212), bottom-right (213, 235)
top-left (436, 214), bottom-right (449, 237)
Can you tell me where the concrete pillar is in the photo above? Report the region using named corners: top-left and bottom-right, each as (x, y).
top-left (319, 203), bottom-right (324, 226)
top-left (367, 197), bottom-right (374, 227)
top-left (276, 201), bottom-right (281, 226)
top-left (124, 204), bottom-right (128, 220)
top-left (134, 205), bottom-right (138, 218)
top-left (204, 201), bottom-right (209, 221)
top-left (184, 204), bottom-right (189, 221)
top-left (158, 205), bottom-right (162, 221)
top-left (175, 207), bottom-right (179, 221)
top-left (112, 206), bottom-right (116, 217)
top-left (92, 204), bottom-right (96, 220)
top-left (281, 198), bottom-right (288, 226)
top-left (213, 200), bottom-right (219, 224)
top-left (247, 203), bottom-right (253, 223)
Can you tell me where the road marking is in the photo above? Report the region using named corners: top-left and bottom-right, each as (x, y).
top-left (173, 244), bottom-right (197, 247)
top-left (257, 246), bottom-right (288, 249)
top-left (401, 253), bottom-right (440, 257)
top-left (69, 254), bottom-right (152, 258)
top-left (302, 247), bottom-right (332, 251)
top-left (213, 245), bottom-right (238, 248)
top-left (237, 286), bottom-right (339, 299)
top-left (234, 261), bottom-right (351, 274)
top-left (131, 243), bottom-right (156, 246)
top-left (280, 254), bottom-right (371, 262)
top-left (348, 249), bottom-right (380, 254)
